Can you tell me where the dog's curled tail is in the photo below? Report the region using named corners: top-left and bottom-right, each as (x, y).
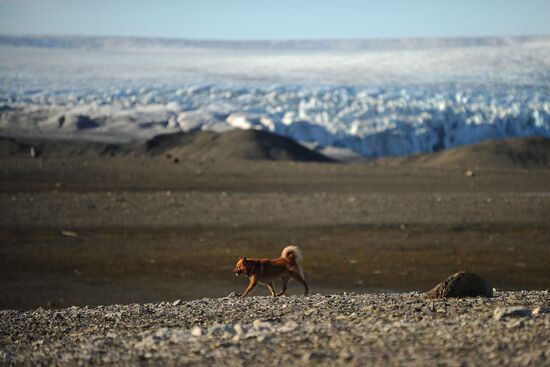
top-left (281, 245), bottom-right (303, 264)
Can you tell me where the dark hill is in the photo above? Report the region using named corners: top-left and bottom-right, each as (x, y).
top-left (376, 136), bottom-right (550, 169)
top-left (145, 129), bottom-right (332, 162)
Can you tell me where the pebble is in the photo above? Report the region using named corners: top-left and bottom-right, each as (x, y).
top-left (493, 307), bottom-right (532, 320)
top-left (191, 326), bottom-right (204, 337)
top-left (60, 230), bottom-right (78, 238)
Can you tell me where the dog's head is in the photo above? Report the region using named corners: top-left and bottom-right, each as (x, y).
top-left (234, 257), bottom-right (248, 276)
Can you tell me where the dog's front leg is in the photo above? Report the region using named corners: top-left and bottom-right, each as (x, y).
top-left (266, 282), bottom-right (276, 297)
top-left (290, 272), bottom-right (309, 295)
top-left (241, 275), bottom-right (258, 298)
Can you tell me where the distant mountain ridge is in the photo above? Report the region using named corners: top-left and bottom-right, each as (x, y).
top-left (1, 34), bottom-right (549, 51)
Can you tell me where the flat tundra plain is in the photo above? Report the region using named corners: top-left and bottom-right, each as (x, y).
top-left (1, 152), bottom-right (549, 308)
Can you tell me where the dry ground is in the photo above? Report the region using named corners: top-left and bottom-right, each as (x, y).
top-left (1, 151), bottom-right (550, 309)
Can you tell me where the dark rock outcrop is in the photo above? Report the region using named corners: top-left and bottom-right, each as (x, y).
top-left (425, 271), bottom-right (493, 299)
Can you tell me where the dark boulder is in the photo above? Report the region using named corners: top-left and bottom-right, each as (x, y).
top-left (425, 271), bottom-right (493, 299)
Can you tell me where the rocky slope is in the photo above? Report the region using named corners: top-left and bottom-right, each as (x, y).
top-left (1, 292), bottom-right (549, 366)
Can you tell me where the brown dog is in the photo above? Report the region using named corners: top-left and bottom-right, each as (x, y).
top-left (234, 245), bottom-right (308, 298)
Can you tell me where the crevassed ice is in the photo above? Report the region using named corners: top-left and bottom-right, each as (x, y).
top-left (0, 37), bottom-right (549, 158)
top-left (1, 84), bottom-right (549, 158)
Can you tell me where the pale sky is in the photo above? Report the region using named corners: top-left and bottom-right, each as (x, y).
top-left (0, 0), bottom-right (549, 40)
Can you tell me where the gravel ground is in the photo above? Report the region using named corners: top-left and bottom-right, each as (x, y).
top-left (1, 291), bottom-right (549, 366)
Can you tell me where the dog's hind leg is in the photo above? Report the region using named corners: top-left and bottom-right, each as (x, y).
top-left (241, 275), bottom-right (258, 298)
top-left (266, 282), bottom-right (276, 297)
top-left (276, 276), bottom-right (289, 296)
top-left (290, 272), bottom-right (309, 295)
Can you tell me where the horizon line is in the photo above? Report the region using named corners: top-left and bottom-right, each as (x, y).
top-left (1, 31), bottom-right (550, 43)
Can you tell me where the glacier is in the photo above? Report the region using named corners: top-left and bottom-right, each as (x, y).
top-left (0, 35), bottom-right (549, 158)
